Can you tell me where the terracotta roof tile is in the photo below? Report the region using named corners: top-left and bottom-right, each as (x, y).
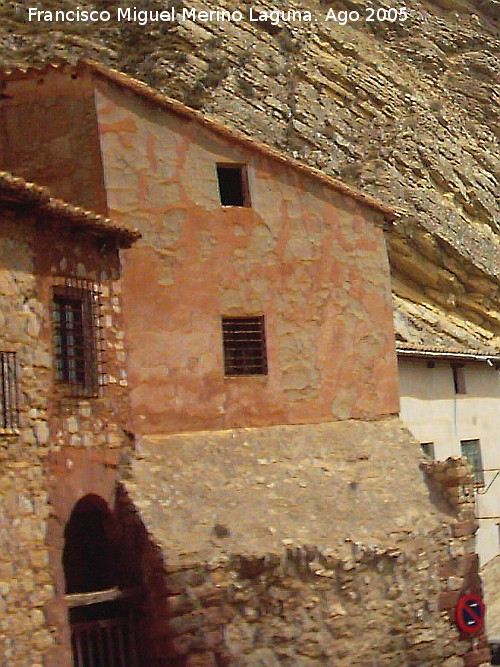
top-left (0, 171), bottom-right (141, 247)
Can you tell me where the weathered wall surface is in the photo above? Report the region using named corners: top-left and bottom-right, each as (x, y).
top-left (0, 209), bottom-right (53, 666)
top-left (0, 0), bottom-right (497, 333)
top-left (0, 68), bottom-right (107, 214)
top-left (123, 418), bottom-right (488, 666)
top-left (95, 77), bottom-right (398, 434)
top-left (0, 204), bottom-right (131, 666)
top-left (399, 357), bottom-right (500, 566)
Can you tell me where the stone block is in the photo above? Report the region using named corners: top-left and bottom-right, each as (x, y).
top-left (168, 593), bottom-right (197, 616)
top-left (185, 652), bottom-right (217, 667)
top-left (169, 611), bottom-right (205, 636)
top-left (452, 521), bottom-right (478, 538)
top-left (438, 591), bottom-right (460, 611)
top-left (171, 633), bottom-right (195, 655)
top-left (463, 648), bottom-right (491, 667)
top-left (165, 569), bottom-right (206, 594)
top-left (203, 605), bottom-right (234, 626)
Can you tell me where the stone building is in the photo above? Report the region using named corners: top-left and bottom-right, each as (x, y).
top-left (0, 62), bottom-right (491, 666)
top-left (0, 171), bottom-right (141, 665)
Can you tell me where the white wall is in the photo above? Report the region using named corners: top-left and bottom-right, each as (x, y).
top-left (398, 357), bottom-right (500, 565)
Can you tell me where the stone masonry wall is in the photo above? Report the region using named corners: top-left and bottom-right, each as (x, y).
top-left (0, 207), bottom-right (53, 666)
top-left (122, 420), bottom-right (489, 667)
top-left (141, 541), bottom-right (475, 667)
top-left (0, 203), bottom-right (131, 666)
top-left (423, 458), bottom-right (490, 667)
top-left (118, 459), bottom-right (490, 667)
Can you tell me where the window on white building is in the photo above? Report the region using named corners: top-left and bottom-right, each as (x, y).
top-left (452, 365), bottom-right (466, 394)
top-left (421, 442), bottom-right (435, 459)
top-left (460, 439), bottom-right (484, 486)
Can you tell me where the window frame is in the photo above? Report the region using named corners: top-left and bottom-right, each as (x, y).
top-left (0, 350), bottom-right (19, 433)
top-left (53, 279), bottom-right (104, 398)
top-left (420, 442), bottom-right (435, 460)
top-left (460, 438), bottom-right (484, 487)
top-left (221, 316), bottom-right (268, 377)
top-left (452, 364), bottom-right (466, 395)
top-left (216, 163), bottom-right (251, 207)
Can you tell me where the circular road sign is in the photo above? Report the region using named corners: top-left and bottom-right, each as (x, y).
top-left (456, 594), bottom-right (485, 634)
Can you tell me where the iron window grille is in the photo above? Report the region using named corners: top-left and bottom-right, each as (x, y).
top-left (53, 279), bottom-right (104, 398)
top-left (222, 316), bottom-right (267, 376)
top-left (0, 351), bottom-right (19, 432)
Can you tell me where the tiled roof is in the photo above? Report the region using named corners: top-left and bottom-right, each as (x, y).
top-left (0, 171), bottom-right (140, 247)
top-left (394, 295), bottom-right (499, 359)
top-left (0, 60), bottom-right (400, 223)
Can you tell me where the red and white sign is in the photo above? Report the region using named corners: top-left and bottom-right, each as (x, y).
top-left (456, 594), bottom-right (485, 635)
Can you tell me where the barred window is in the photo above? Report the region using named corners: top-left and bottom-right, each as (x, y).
top-left (222, 316), bottom-right (267, 376)
top-left (53, 279), bottom-right (104, 398)
top-left (0, 351), bottom-right (19, 432)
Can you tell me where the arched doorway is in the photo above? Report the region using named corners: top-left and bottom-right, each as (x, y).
top-left (63, 494), bottom-right (140, 667)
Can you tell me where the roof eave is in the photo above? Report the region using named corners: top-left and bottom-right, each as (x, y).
top-left (397, 348), bottom-right (500, 363)
top-left (79, 59), bottom-right (400, 223)
top-left (0, 171), bottom-right (141, 247)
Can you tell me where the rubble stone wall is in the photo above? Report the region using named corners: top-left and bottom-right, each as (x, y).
top-left (0, 204), bottom-right (130, 666)
top-left (123, 422), bottom-right (489, 667)
top-left (143, 543), bottom-right (476, 667)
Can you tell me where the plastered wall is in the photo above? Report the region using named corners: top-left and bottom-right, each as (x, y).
top-left (0, 69), bottom-right (107, 214)
top-left (95, 78), bottom-right (399, 435)
top-left (399, 357), bottom-right (500, 565)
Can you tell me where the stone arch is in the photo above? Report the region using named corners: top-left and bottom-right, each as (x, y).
top-left (63, 493), bottom-right (118, 594)
top-left (63, 492), bottom-right (145, 667)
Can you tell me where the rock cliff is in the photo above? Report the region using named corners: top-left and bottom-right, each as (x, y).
top-left (0, 0), bottom-right (499, 337)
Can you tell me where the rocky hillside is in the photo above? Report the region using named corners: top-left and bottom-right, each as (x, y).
top-left (1, 0), bottom-right (499, 334)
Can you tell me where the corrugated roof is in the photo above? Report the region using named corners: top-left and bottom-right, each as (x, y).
top-left (0, 60), bottom-right (400, 223)
top-left (0, 171), bottom-right (141, 247)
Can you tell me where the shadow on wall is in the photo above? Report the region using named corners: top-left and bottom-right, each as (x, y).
top-left (62, 486), bottom-right (174, 667)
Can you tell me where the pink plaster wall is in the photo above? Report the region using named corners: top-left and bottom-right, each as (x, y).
top-left (0, 70), bottom-right (107, 214)
top-left (95, 78), bottom-right (399, 435)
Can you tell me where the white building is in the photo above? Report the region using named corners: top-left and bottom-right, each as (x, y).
top-left (395, 295), bottom-right (500, 566)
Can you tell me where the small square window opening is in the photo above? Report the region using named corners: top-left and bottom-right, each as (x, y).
top-left (222, 316), bottom-right (267, 376)
top-left (216, 164), bottom-right (250, 207)
top-left (460, 438), bottom-right (484, 486)
top-left (53, 279), bottom-right (104, 398)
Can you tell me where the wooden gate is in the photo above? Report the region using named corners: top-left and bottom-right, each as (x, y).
top-left (71, 606), bottom-right (139, 667)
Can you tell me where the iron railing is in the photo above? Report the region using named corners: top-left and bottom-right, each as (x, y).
top-left (0, 351), bottom-right (19, 431)
top-left (53, 278), bottom-right (105, 398)
top-left (71, 612), bottom-right (139, 667)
